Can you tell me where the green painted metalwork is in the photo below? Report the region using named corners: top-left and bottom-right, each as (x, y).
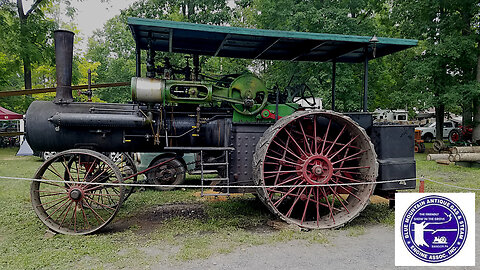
top-left (128, 17), bottom-right (418, 63)
top-left (233, 103), bottom-right (299, 123)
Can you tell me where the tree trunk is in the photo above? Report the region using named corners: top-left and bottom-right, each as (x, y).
top-left (463, 103), bottom-right (472, 126)
top-left (473, 41), bottom-right (480, 143)
top-left (23, 55), bottom-right (32, 89)
top-left (435, 104), bottom-right (445, 140)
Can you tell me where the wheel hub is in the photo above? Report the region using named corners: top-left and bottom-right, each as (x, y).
top-left (301, 155), bottom-right (333, 185)
top-left (68, 187), bottom-right (84, 201)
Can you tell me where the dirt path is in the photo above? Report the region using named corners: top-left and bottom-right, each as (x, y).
top-left (155, 215), bottom-right (479, 270)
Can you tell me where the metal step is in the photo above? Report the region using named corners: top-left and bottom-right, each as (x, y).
top-left (201, 178), bottom-right (228, 181)
top-left (189, 169), bottom-right (217, 175)
top-left (202, 162), bottom-right (228, 166)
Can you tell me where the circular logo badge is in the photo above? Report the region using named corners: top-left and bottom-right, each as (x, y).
top-left (401, 195), bottom-right (468, 263)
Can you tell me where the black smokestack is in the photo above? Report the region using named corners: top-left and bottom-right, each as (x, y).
top-left (54, 30), bottom-right (74, 103)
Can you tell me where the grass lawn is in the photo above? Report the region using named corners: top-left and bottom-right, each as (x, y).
top-left (0, 146), bottom-right (478, 269)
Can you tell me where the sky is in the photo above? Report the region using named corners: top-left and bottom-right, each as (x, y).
top-left (20, 0), bottom-right (235, 51)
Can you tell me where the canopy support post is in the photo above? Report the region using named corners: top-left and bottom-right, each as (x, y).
top-left (363, 47), bottom-right (368, 112)
top-left (135, 43), bottom-right (141, 77)
top-left (331, 59), bottom-right (336, 111)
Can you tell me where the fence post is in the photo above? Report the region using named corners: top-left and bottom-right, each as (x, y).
top-left (419, 177), bottom-right (425, 193)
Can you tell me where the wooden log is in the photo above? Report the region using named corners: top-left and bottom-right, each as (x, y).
top-left (449, 153), bottom-right (480, 162)
top-left (427, 154), bottom-right (450, 161)
top-left (436, 159), bottom-right (451, 165)
top-left (450, 146), bottom-right (480, 154)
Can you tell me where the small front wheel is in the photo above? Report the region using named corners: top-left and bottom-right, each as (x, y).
top-left (31, 149), bottom-right (125, 235)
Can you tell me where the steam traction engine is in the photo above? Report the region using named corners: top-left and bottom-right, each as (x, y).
top-left (25, 18), bottom-right (418, 235)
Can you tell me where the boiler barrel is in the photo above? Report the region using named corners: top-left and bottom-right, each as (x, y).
top-left (25, 101), bottom-right (230, 152)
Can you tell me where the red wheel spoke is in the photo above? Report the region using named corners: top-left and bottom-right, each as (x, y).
top-left (315, 187), bottom-right (320, 226)
top-left (271, 180), bottom-right (304, 207)
top-left (334, 166), bottom-right (370, 171)
top-left (47, 166), bottom-right (69, 187)
top-left (320, 118), bottom-right (332, 155)
top-left (283, 128), bottom-right (308, 157)
top-left (319, 187), bottom-right (334, 222)
top-left (58, 201), bottom-right (74, 227)
top-left (333, 173), bottom-right (361, 183)
top-left (38, 191), bottom-right (68, 198)
top-left (83, 200), bottom-right (106, 224)
top-left (286, 187), bottom-right (307, 218)
top-left (45, 198), bottom-right (71, 220)
top-left (40, 177), bottom-right (66, 189)
top-left (272, 137), bottom-right (303, 160)
top-left (324, 125), bottom-right (346, 157)
top-left (36, 195), bottom-right (69, 207)
top-left (61, 157), bottom-right (76, 185)
top-left (301, 188), bottom-right (313, 224)
top-left (328, 186), bottom-right (350, 214)
top-left (313, 116), bottom-right (318, 154)
top-left (73, 202), bottom-right (78, 232)
top-left (85, 192), bottom-right (121, 197)
top-left (331, 150), bottom-right (366, 165)
top-left (298, 120), bottom-right (313, 155)
top-left (79, 201), bottom-right (90, 230)
top-left (328, 135), bottom-right (359, 160)
top-left (264, 170), bottom-right (302, 174)
top-left (84, 196), bottom-right (116, 212)
top-left (265, 155), bottom-right (299, 167)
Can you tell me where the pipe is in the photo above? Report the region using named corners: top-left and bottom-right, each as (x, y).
top-left (54, 30), bottom-right (75, 103)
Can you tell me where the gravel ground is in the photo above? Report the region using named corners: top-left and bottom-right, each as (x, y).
top-left (156, 215), bottom-right (479, 270)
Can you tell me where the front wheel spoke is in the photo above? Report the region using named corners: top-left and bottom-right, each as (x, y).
top-left (73, 202), bottom-right (78, 232)
top-left (45, 197), bottom-right (71, 220)
top-left (79, 199), bottom-right (90, 230)
top-left (83, 200), bottom-right (106, 224)
top-left (36, 195), bottom-right (69, 207)
top-left (58, 201), bottom-right (74, 226)
top-left (84, 196), bottom-right (116, 212)
top-left (38, 191), bottom-right (68, 198)
top-left (40, 178), bottom-right (66, 189)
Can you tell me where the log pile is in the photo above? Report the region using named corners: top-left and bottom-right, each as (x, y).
top-left (427, 146), bottom-right (480, 166)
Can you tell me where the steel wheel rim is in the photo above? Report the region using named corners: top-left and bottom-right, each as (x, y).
top-left (31, 149), bottom-right (125, 235)
top-left (254, 111), bottom-right (377, 229)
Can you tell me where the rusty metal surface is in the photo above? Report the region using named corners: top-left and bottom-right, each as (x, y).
top-left (0, 82), bottom-right (130, 97)
top-left (0, 132), bottom-right (23, 137)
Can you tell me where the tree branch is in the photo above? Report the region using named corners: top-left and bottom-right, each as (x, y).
top-left (16, 0), bottom-right (25, 20)
top-left (25, 0), bottom-right (45, 18)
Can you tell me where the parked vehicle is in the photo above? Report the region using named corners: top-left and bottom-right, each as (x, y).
top-left (415, 121), bottom-right (458, 142)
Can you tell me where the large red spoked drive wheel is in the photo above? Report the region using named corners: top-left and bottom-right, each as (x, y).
top-left (31, 149), bottom-right (125, 235)
top-left (254, 111), bottom-right (378, 229)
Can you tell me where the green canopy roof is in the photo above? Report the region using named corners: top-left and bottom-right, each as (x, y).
top-left (127, 17), bottom-right (417, 63)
